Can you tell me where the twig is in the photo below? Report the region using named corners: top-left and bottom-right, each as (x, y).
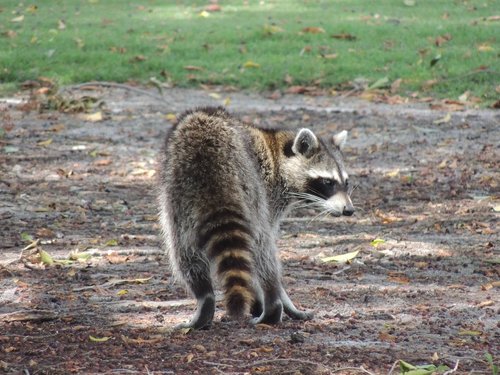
top-left (2, 239), bottom-right (40, 267)
top-left (331, 366), bottom-right (376, 375)
top-left (443, 360), bottom-right (460, 375)
top-left (60, 81), bottom-right (165, 102)
top-left (244, 358), bottom-right (330, 369)
top-left (387, 360), bottom-right (399, 375)
top-left (203, 361), bottom-right (234, 368)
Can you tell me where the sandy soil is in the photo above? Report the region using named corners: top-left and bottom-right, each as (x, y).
top-left (0, 87), bottom-right (499, 374)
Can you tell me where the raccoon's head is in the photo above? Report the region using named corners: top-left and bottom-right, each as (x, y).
top-left (282, 128), bottom-right (354, 217)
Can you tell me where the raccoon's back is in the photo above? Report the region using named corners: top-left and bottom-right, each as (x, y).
top-left (159, 109), bottom-right (261, 318)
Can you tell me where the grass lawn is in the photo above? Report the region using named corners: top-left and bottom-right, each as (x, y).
top-left (0, 0), bottom-right (498, 103)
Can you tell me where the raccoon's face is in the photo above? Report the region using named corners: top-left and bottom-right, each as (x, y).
top-left (283, 128), bottom-right (354, 217)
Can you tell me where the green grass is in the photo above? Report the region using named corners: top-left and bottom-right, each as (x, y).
top-left (0, 0), bottom-right (498, 102)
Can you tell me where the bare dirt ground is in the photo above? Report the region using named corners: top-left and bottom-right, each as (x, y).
top-left (0, 87), bottom-right (499, 375)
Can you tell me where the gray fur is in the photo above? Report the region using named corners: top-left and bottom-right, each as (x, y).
top-left (157, 107), bottom-right (353, 329)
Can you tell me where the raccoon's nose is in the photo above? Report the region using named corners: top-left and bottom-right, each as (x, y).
top-left (342, 207), bottom-right (354, 216)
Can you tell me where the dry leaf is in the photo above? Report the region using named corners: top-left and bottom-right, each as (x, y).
top-left (433, 113), bottom-right (451, 125)
top-left (390, 78), bottom-right (402, 93)
top-left (375, 209), bottom-right (402, 224)
top-left (80, 111), bottom-right (103, 122)
top-left (205, 4), bottom-right (221, 12)
top-left (387, 272), bottom-right (410, 284)
top-left (331, 33), bottom-right (356, 40)
top-left (93, 158), bottom-right (112, 166)
top-left (184, 65), bottom-right (204, 71)
top-left (243, 60), bottom-right (260, 68)
top-left (477, 43), bottom-right (494, 52)
top-left (37, 138), bottom-right (53, 147)
top-left (302, 26), bottom-right (325, 34)
top-left (322, 53), bottom-right (338, 59)
top-left (321, 250), bottom-right (359, 263)
top-left (263, 24), bottom-right (284, 35)
top-left (11, 15), bottom-right (25, 23)
top-left (435, 34), bottom-right (452, 46)
top-left (89, 335), bottom-right (111, 342)
top-left (476, 300), bottom-right (494, 308)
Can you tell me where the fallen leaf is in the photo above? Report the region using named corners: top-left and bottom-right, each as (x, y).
top-left (21, 232), bottom-right (34, 242)
top-left (379, 331), bottom-right (397, 342)
top-left (117, 289), bottom-right (128, 296)
top-left (385, 168), bottom-right (400, 177)
top-left (131, 55), bottom-right (147, 62)
top-left (435, 34), bottom-right (452, 47)
top-left (185, 353), bottom-right (194, 363)
top-left (205, 4), bottom-right (221, 12)
top-left (184, 65), bottom-right (204, 71)
top-left (458, 329), bottom-right (482, 336)
top-left (89, 335), bottom-right (111, 342)
top-left (476, 300), bottom-right (494, 308)
top-left (390, 78), bottom-right (402, 93)
top-left (321, 250), bottom-right (359, 263)
top-left (36, 228), bottom-right (55, 237)
top-left (302, 26), bottom-right (325, 34)
top-left (368, 76), bottom-right (389, 90)
top-left (403, 0), bottom-right (416, 6)
top-left (370, 238), bottom-right (385, 247)
top-left (3, 30), bottom-right (17, 38)
top-left (375, 210), bottom-right (402, 224)
top-left (80, 111), bottom-right (103, 122)
top-left (26, 5), bottom-right (38, 13)
top-left (37, 138), bottom-right (53, 147)
top-left (105, 239), bottom-right (118, 246)
top-left (105, 253), bottom-right (129, 264)
top-left (198, 10), bottom-right (210, 18)
top-left (39, 249), bottom-right (54, 265)
top-left (165, 113), bottom-right (177, 121)
top-left (331, 33), bottom-right (356, 40)
top-left (11, 15), bottom-right (25, 23)
top-left (387, 272), bottom-right (410, 284)
top-left (477, 43), bottom-right (494, 52)
top-left (243, 60), bottom-right (260, 68)
top-left (321, 53), bottom-right (338, 59)
top-left (433, 113), bottom-right (451, 125)
top-left (93, 158), bottom-right (112, 166)
top-left (58, 19), bottom-right (66, 30)
top-left (263, 24), bottom-right (284, 35)
top-left (430, 54), bottom-right (441, 67)
top-left (485, 15), bottom-right (500, 21)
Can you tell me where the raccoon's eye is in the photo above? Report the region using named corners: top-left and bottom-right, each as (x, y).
top-left (322, 178), bottom-right (335, 187)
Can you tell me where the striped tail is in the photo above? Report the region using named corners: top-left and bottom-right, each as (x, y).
top-left (198, 208), bottom-right (255, 318)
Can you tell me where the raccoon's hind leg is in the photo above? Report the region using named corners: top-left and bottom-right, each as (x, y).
top-left (176, 253), bottom-right (215, 330)
top-left (280, 287), bottom-right (313, 320)
top-left (250, 241), bottom-right (284, 325)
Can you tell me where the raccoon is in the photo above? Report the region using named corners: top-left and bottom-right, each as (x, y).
top-left (157, 107), bottom-right (353, 329)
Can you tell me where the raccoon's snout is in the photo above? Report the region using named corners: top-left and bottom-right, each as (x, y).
top-left (342, 207), bottom-right (354, 216)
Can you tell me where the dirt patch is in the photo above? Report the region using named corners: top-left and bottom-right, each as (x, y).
top-left (1, 88), bottom-right (499, 374)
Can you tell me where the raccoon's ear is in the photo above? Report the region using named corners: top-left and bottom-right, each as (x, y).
top-left (333, 130), bottom-right (348, 150)
top-left (292, 128), bottom-right (319, 158)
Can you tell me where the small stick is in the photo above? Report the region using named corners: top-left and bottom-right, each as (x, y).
top-left (60, 81), bottom-right (165, 102)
